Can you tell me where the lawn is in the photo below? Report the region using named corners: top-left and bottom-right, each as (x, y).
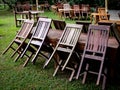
top-left (0, 9), bottom-right (120, 90)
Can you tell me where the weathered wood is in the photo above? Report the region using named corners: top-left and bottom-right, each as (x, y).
top-left (46, 28), bottom-right (119, 82)
top-left (21, 18), bottom-right (52, 67)
top-left (44, 24), bottom-right (83, 81)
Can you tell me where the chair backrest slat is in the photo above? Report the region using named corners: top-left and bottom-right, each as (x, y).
top-left (86, 25), bottom-right (110, 54)
top-left (17, 20), bottom-right (34, 39)
top-left (32, 18), bottom-right (51, 40)
top-left (59, 24), bottom-right (83, 46)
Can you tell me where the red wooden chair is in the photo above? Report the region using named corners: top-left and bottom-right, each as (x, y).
top-left (44, 24), bottom-right (83, 81)
top-left (2, 20), bottom-right (34, 60)
top-left (81, 4), bottom-right (90, 19)
top-left (20, 18), bottom-right (52, 67)
top-left (76, 24), bottom-right (110, 90)
top-left (73, 5), bottom-right (81, 19)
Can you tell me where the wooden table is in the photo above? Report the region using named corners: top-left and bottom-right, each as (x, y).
top-left (98, 20), bottom-right (120, 31)
top-left (47, 29), bottom-right (119, 79)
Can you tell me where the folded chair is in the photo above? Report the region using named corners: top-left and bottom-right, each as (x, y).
top-left (76, 24), bottom-right (110, 90)
top-left (20, 18), bottom-right (52, 67)
top-left (2, 20), bottom-right (34, 60)
top-left (44, 24), bottom-right (83, 81)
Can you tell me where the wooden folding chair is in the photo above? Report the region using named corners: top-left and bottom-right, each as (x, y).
top-left (81, 4), bottom-right (90, 19)
top-left (2, 20), bottom-right (34, 60)
top-left (52, 19), bottom-right (66, 30)
top-left (63, 4), bottom-right (71, 18)
top-left (76, 24), bottom-right (110, 90)
top-left (20, 18), bottom-right (52, 67)
top-left (44, 24), bottom-right (83, 81)
top-left (73, 5), bottom-right (81, 19)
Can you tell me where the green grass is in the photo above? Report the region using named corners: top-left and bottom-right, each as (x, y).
top-left (0, 9), bottom-right (120, 90)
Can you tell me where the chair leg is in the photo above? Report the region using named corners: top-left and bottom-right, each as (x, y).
top-left (102, 67), bottom-right (107, 90)
top-left (69, 68), bottom-right (75, 81)
top-left (2, 42), bottom-right (14, 55)
top-left (76, 55), bottom-right (85, 79)
top-left (82, 63), bottom-right (89, 84)
top-left (11, 45), bottom-right (23, 58)
top-left (96, 60), bottom-right (104, 85)
top-left (23, 53), bottom-right (34, 67)
top-left (53, 60), bottom-right (62, 77)
top-left (14, 49), bottom-right (26, 62)
top-left (62, 52), bottom-right (73, 71)
top-left (20, 43), bottom-right (30, 58)
top-left (14, 51), bottom-right (21, 62)
top-left (31, 46), bottom-right (42, 63)
top-left (43, 47), bottom-right (58, 68)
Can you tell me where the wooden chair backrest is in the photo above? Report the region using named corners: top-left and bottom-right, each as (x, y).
top-left (63, 4), bottom-right (71, 9)
top-left (81, 4), bottom-right (90, 12)
top-left (73, 5), bottom-right (80, 10)
top-left (63, 4), bottom-right (71, 13)
top-left (17, 20), bottom-right (34, 39)
top-left (59, 24), bottom-right (83, 46)
top-left (52, 19), bottom-right (66, 30)
top-left (98, 7), bottom-right (108, 20)
top-left (57, 3), bottom-right (63, 9)
top-left (98, 7), bottom-right (106, 14)
top-left (32, 18), bottom-right (52, 41)
top-left (73, 5), bottom-right (80, 13)
top-left (85, 25), bottom-right (110, 57)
